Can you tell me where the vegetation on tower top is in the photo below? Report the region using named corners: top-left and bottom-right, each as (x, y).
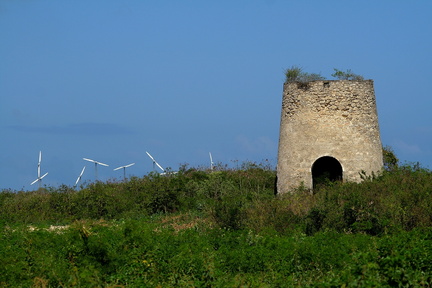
top-left (284, 66), bottom-right (365, 83)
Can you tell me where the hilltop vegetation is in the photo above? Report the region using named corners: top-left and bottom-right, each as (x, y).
top-left (1, 157), bottom-right (432, 286)
top-left (284, 66), bottom-right (364, 83)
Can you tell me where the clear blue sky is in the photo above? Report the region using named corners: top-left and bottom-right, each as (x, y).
top-left (1, 1), bottom-right (431, 191)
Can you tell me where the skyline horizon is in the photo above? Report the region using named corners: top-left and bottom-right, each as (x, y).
top-left (2, 1), bottom-right (431, 191)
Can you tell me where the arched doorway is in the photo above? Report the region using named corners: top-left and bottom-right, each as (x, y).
top-left (312, 156), bottom-right (343, 188)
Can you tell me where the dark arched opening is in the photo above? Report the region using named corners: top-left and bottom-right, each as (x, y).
top-left (312, 156), bottom-right (343, 188)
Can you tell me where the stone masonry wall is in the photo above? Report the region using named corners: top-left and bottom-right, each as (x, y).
top-left (277, 80), bottom-right (383, 193)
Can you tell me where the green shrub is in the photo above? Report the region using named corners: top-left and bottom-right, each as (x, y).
top-left (331, 68), bottom-right (364, 80)
top-left (383, 145), bottom-right (399, 171)
top-left (1, 218), bottom-right (432, 286)
top-left (1, 160), bottom-right (431, 236)
top-left (284, 66), bottom-right (325, 83)
top-left (308, 164), bottom-right (432, 234)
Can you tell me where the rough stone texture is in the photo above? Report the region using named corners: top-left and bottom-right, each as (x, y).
top-left (277, 80), bottom-right (383, 193)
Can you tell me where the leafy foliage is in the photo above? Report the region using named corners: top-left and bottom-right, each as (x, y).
top-left (284, 65), bottom-right (325, 83)
top-left (284, 66), bottom-right (365, 83)
top-left (331, 68), bottom-right (364, 80)
top-left (1, 154), bottom-right (432, 286)
top-left (1, 220), bottom-right (432, 286)
top-left (383, 145), bottom-right (399, 171)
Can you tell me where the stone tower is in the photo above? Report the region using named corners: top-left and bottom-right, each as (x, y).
top-left (277, 80), bottom-right (383, 193)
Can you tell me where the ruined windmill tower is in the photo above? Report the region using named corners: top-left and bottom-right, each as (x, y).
top-left (277, 78), bottom-right (383, 193)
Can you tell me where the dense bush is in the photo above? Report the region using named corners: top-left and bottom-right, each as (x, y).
top-left (331, 68), bottom-right (364, 80)
top-left (284, 66), bottom-right (325, 83)
top-left (310, 164), bottom-right (432, 234)
top-left (1, 161), bottom-right (432, 235)
top-left (1, 160), bottom-right (432, 286)
top-left (1, 219), bottom-right (431, 287)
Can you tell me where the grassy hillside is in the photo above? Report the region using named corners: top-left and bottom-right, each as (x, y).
top-left (1, 161), bottom-right (432, 286)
